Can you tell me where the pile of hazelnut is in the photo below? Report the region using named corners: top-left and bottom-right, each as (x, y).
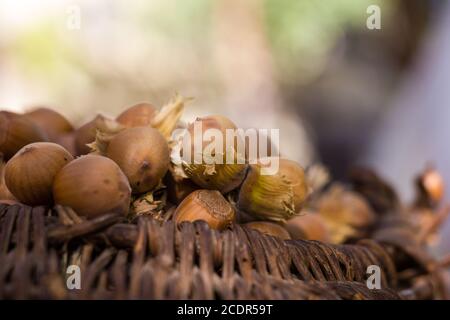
top-left (1, 95), bottom-right (426, 245)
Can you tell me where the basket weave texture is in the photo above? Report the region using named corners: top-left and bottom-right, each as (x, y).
top-left (3, 203), bottom-right (440, 300)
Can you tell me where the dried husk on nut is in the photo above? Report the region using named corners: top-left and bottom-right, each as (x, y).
top-left (317, 185), bottom-right (376, 228)
top-left (130, 183), bottom-right (167, 220)
top-left (116, 94), bottom-right (188, 139)
top-left (86, 115), bottom-right (125, 155)
top-left (237, 158), bottom-right (308, 222)
top-left (174, 189), bottom-right (235, 230)
top-left (285, 213), bottom-right (331, 242)
top-left (406, 168), bottom-right (449, 246)
top-left (413, 167), bottom-right (445, 209)
top-left (74, 115), bottom-right (107, 155)
top-left (5, 142), bottom-right (73, 205)
top-left (305, 164), bottom-right (330, 196)
top-left (175, 115), bottom-right (248, 194)
top-left (315, 184), bottom-right (376, 243)
top-left (25, 107), bottom-right (74, 142)
top-left (150, 94), bottom-right (188, 139)
top-left (88, 94), bottom-right (187, 156)
top-left (53, 155), bottom-right (131, 218)
top-left (244, 221), bottom-right (291, 240)
top-left (0, 111), bottom-right (48, 159)
top-left (106, 127), bottom-right (170, 193)
top-left (183, 161), bottom-right (247, 194)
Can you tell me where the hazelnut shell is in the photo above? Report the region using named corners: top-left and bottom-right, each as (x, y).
top-left (5, 142), bottom-right (73, 205)
top-left (106, 127), bottom-right (169, 193)
top-left (174, 189), bottom-right (235, 230)
top-left (53, 155), bottom-right (131, 218)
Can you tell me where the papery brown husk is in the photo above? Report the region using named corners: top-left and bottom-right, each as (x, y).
top-left (89, 94), bottom-right (188, 156)
top-left (178, 115), bottom-right (248, 194)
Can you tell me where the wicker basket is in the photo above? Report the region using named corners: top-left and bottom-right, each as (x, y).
top-left (0, 202), bottom-right (446, 300)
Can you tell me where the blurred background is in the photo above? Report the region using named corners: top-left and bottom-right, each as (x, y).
top-left (1, 0), bottom-right (449, 253)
